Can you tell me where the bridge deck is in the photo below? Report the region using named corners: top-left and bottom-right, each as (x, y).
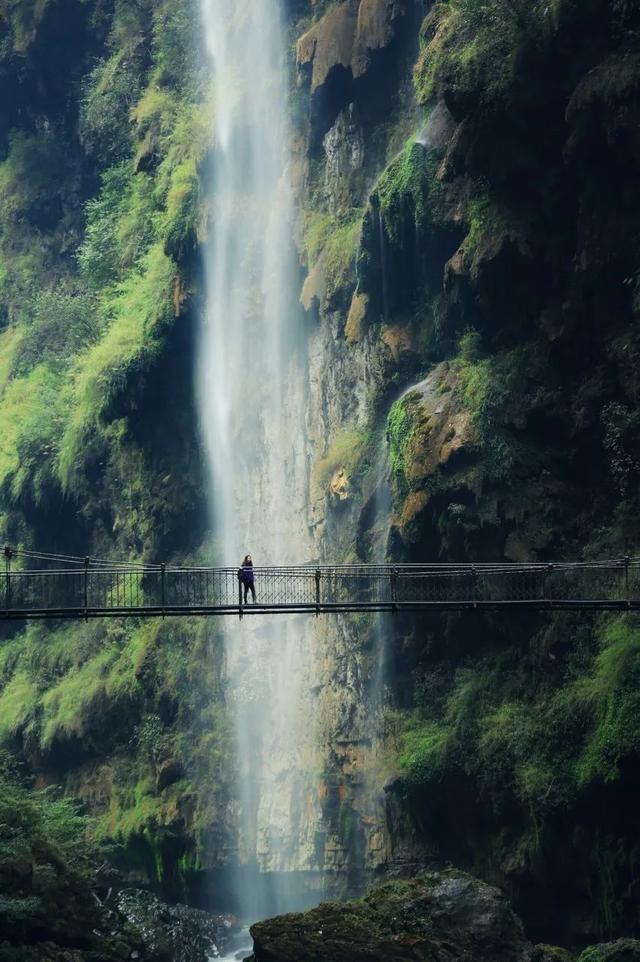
top-left (2, 556), bottom-right (640, 620)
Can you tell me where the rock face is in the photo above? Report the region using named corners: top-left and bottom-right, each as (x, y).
top-left (297, 0), bottom-right (408, 93)
top-left (578, 943), bottom-right (640, 962)
top-left (249, 870), bottom-right (534, 962)
top-left (116, 889), bottom-right (238, 962)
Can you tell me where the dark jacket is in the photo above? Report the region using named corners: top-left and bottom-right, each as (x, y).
top-left (239, 562), bottom-right (254, 586)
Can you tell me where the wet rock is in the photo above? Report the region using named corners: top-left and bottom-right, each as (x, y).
top-left (155, 757), bottom-right (184, 792)
top-left (416, 100), bottom-right (457, 155)
top-left (249, 869), bottom-right (533, 962)
top-left (387, 363), bottom-right (475, 534)
top-left (533, 946), bottom-right (575, 962)
top-left (297, 0), bottom-right (408, 94)
top-left (345, 291), bottom-right (368, 344)
top-left (578, 942), bottom-right (640, 962)
top-left (323, 104), bottom-right (365, 213)
top-left (330, 468), bottom-right (350, 501)
top-left (297, 2), bottom-right (356, 94)
top-left (351, 0), bottom-right (407, 79)
top-left (117, 889), bottom-right (238, 962)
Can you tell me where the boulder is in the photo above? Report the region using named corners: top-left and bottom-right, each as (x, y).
top-left (533, 946), bottom-right (575, 962)
top-left (249, 869), bottom-right (533, 962)
top-left (578, 942), bottom-right (640, 962)
top-left (116, 889), bottom-right (238, 962)
top-left (389, 363), bottom-right (475, 499)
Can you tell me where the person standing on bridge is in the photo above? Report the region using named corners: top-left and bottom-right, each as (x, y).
top-left (238, 554), bottom-right (256, 604)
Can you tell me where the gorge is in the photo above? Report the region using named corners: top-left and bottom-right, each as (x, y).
top-left (0, 0), bottom-right (640, 960)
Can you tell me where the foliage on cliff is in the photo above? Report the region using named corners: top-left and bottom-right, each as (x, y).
top-left (0, 751), bottom-right (129, 961)
top-left (289, 0), bottom-right (640, 942)
top-left (1, 0), bottom-right (640, 945)
top-left (0, 0), bottom-right (230, 887)
top-left (331, 0), bottom-right (640, 943)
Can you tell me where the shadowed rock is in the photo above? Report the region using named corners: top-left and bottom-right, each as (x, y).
top-left (297, 0), bottom-right (408, 93)
top-left (249, 869), bottom-right (534, 962)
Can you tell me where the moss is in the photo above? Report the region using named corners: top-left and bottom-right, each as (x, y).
top-left (77, 164), bottom-right (157, 289)
top-left (387, 393), bottom-right (421, 495)
top-left (578, 942), bottom-right (640, 962)
top-left (302, 208), bottom-right (363, 299)
top-left (567, 40), bottom-right (640, 117)
top-left (345, 291), bottom-right (367, 345)
top-left (415, 0), bottom-right (547, 111)
top-left (0, 364), bottom-right (64, 504)
top-left (314, 429), bottom-right (368, 492)
top-left (0, 670), bottom-right (38, 740)
top-left (58, 244), bottom-right (178, 492)
top-left (0, 751), bottom-right (111, 957)
top-left (535, 946), bottom-right (575, 962)
top-left (571, 616), bottom-right (640, 786)
top-left (375, 139), bottom-right (436, 241)
top-left (397, 717), bottom-right (453, 785)
top-left (0, 0), bottom-right (52, 52)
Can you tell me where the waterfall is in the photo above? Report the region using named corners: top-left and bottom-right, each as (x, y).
top-left (198, 0), bottom-right (298, 563)
top-left (198, 0), bottom-right (319, 919)
top-left (378, 205), bottom-right (390, 324)
top-left (370, 441), bottom-right (392, 727)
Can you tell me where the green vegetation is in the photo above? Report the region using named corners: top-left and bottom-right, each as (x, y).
top-left (392, 613), bottom-right (640, 935)
top-left (314, 428), bottom-right (368, 491)
top-left (336, 0), bottom-right (640, 940)
top-left (387, 393), bottom-right (420, 496)
top-left (0, 616), bottom-right (231, 877)
top-left (1, 0), bottom-right (640, 948)
top-left (0, 0), bottom-right (226, 893)
top-left (301, 208), bottom-right (364, 301)
top-left (375, 140), bottom-right (438, 242)
top-left (0, 751), bottom-right (121, 961)
top-left (415, 0), bottom-right (551, 109)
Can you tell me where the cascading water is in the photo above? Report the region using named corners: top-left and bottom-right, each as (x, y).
top-left (198, 0), bottom-right (320, 920)
top-left (198, 0), bottom-right (299, 562)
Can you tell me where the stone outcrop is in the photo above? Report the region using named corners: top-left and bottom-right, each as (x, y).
top-left (248, 875), bottom-right (640, 962)
top-left (399, 366), bottom-right (474, 482)
top-left (577, 943), bottom-right (640, 962)
top-left (387, 363), bottom-right (475, 533)
top-left (297, 0), bottom-right (409, 93)
top-left (248, 869), bottom-right (535, 962)
top-left (116, 889), bottom-right (239, 962)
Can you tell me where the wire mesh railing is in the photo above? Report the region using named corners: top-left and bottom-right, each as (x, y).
top-left (2, 549), bottom-right (640, 620)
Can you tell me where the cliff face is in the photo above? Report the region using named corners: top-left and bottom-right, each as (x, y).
top-left (0, 0), bottom-right (231, 893)
top-left (0, 0), bottom-right (639, 947)
top-left (289, 0), bottom-right (640, 943)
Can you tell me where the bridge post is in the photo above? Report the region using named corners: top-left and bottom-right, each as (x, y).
top-left (625, 556), bottom-right (630, 607)
top-left (4, 546), bottom-right (11, 617)
top-left (391, 567), bottom-right (399, 613)
top-left (315, 569), bottom-right (321, 617)
top-left (545, 563), bottom-right (553, 607)
top-left (161, 563), bottom-right (166, 619)
top-left (84, 557), bottom-right (90, 622)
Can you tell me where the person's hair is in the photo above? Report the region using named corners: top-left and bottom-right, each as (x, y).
top-left (243, 554), bottom-right (252, 564)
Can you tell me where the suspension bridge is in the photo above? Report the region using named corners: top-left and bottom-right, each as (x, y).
top-left (2, 548), bottom-right (640, 621)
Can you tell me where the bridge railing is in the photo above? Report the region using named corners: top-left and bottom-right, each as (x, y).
top-left (2, 559), bottom-right (640, 617)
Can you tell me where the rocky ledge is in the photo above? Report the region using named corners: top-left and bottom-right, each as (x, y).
top-left (247, 870), bottom-right (640, 962)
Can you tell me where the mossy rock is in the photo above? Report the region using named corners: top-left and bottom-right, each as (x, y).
top-left (534, 946), bottom-right (575, 962)
top-left (578, 941), bottom-right (640, 962)
top-left (251, 869), bottom-right (531, 962)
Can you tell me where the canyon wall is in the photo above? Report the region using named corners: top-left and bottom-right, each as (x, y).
top-left (0, 0), bottom-right (639, 945)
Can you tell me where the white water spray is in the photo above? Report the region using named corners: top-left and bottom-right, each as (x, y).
top-left (198, 0), bottom-right (321, 918)
top-left (198, 0), bottom-right (300, 563)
